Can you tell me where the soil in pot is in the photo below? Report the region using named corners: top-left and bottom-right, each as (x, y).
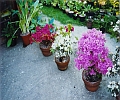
top-left (55, 55), bottom-right (70, 71)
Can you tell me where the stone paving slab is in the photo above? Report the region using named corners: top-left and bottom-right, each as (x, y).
top-left (0, 19), bottom-right (120, 100)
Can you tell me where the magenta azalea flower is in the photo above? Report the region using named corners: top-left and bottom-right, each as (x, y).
top-left (74, 28), bottom-right (113, 76)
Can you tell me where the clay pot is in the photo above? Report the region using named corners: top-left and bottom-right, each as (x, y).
top-left (55, 56), bottom-right (70, 71)
top-left (82, 70), bottom-right (102, 92)
top-left (20, 33), bottom-right (30, 47)
top-left (87, 20), bottom-right (93, 29)
top-left (73, 15), bottom-right (77, 20)
top-left (116, 93), bottom-right (120, 100)
top-left (79, 15), bottom-right (86, 22)
top-left (39, 42), bottom-right (52, 57)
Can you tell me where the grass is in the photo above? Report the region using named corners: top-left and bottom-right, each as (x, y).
top-left (41, 6), bottom-right (85, 26)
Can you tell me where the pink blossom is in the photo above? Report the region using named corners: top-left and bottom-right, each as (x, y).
top-left (30, 24), bottom-right (56, 44)
top-left (74, 28), bottom-right (113, 75)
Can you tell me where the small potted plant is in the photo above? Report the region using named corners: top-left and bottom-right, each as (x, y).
top-left (74, 28), bottom-right (113, 92)
top-left (14, 0), bottom-right (43, 47)
top-left (67, 1), bottom-right (76, 18)
top-left (79, 11), bottom-right (86, 22)
top-left (73, 10), bottom-right (78, 20)
top-left (107, 46), bottom-right (120, 100)
top-left (86, 16), bottom-right (93, 29)
top-left (30, 19), bottom-right (56, 56)
top-left (50, 24), bottom-right (76, 71)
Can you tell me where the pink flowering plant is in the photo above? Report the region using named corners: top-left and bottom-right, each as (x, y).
top-left (74, 28), bottom-right (113, 82)
top-left (30, 24), bottom-right (56, 46)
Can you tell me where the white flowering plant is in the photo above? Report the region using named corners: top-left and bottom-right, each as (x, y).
top-left (113, 20), bottom-right (120, 33)
top-left (107, 46), bottom-right (120, 77)
top-left (107, 81), bottom-right (120, 97)
top-left (113, 20), bottom-right (120, 41)
top-left (107, 46), bottom-right (120, 97)
top-left (50, 24), bottom-right (77, 62)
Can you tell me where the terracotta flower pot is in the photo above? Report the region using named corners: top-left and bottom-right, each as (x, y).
top-left (82, 70), bottom-right (102, 92)
top-left (87, 20), bottom-right (92, 29)
top-left (55, 56), bottom-right (70, 71)
top-left (79, 16), bottom-right (86, 22)
top-left (39, 42), bottom-right (52, 57)
top-left (20, 33), bottom-right (30, 47)
top-left (116, 93), bottom-right (120, 100)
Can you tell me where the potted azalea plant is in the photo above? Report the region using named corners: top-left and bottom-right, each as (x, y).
top-left (30, 19), bottom-right (56, 56)
top-left (74, 28), bottom-right (113, 92)
top-left (50, 24), bottom-right (76, 71)
top-left (107, 46), bottom-right (120, 100)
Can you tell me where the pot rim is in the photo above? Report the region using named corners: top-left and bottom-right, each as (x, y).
top-left (20, 32), bottom-right (30, 36)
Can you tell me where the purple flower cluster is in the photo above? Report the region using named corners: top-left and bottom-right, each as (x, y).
top-left (75, 28), bottom-right (113, 75)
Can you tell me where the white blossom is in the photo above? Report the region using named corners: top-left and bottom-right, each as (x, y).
top-left (117, 61), bottom-right (120, 66)
top-left (83, 1), bottom-right (87, 4)
top-left (111, 22), bottom-right (113, 25)
top-left (107, 84), bottom-right (111, 88)
top-left (116, 20), bottom-right (120, 24)
top-left (112, 67), bottom-right (117, 73)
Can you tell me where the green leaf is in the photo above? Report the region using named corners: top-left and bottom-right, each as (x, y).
top-left (31, 30), bottom-right (36, 33)
top-left (7, 38), bottom-right (12, 47)
top-left (12, 10), bottom-right (19, 16)
top-left (75, 36), bottom-right (78, 40)
top-left (37, 21), bottom-right (45, 26)
top-left (31, 19), bottom-right (37, 24)
top-left (33, 0), bottom-right (39, 8)
top-left (49, 18), bottom-right (54, 24)
top-left (29, 24), bottom-right (35, 29)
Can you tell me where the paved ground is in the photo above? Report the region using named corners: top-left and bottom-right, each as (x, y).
top-left (0, 19), bottom-right (120, 100)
